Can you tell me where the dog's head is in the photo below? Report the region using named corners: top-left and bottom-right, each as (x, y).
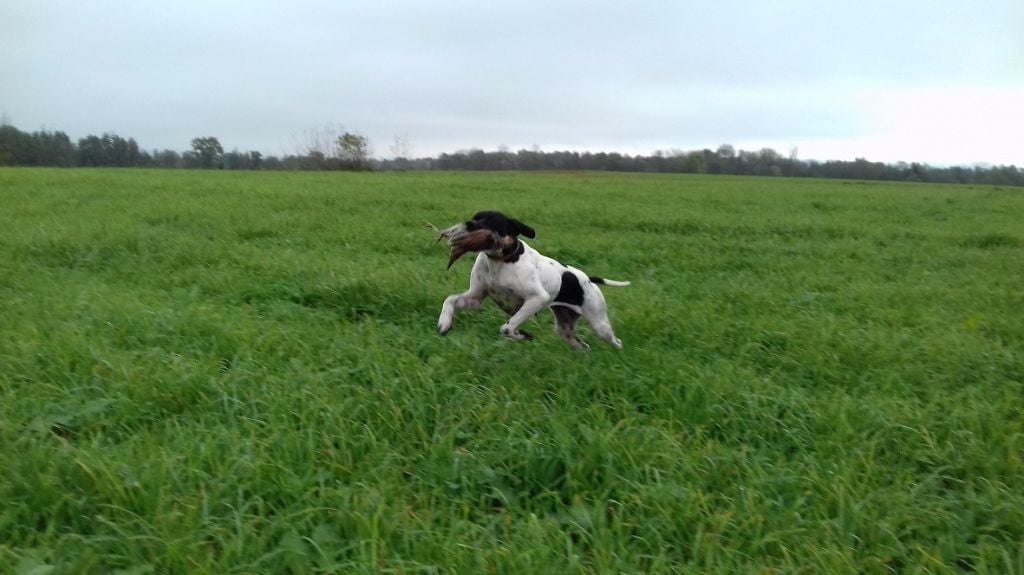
top-left (438, 211), bottom-right (535, 269)
top-left (463, 211), bottom-right (536, 240)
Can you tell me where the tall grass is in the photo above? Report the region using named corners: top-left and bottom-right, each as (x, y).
top-left (1, 169), bottom-right (1022, 573)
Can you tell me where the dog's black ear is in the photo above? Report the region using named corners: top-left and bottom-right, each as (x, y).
top-left (510, 218), bottom-right (535, 239)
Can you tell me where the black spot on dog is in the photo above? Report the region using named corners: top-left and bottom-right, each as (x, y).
top-left (552, 306), bottom-right (580, 327)
top-left (555, 271), bottom-right (584, 307)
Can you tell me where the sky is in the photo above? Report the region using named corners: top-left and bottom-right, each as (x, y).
top-left (2, 0), bottom-right (1022, 165)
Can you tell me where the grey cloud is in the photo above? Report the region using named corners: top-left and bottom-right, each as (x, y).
top-left (2, 0), bottom-right (1021, 161)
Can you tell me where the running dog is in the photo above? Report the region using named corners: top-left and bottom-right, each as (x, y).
top-left (432, 211), bottom-right (629, 350)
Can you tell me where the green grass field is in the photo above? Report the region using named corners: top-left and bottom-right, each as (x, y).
top-left (1, 168), bottom-right (1022, 574)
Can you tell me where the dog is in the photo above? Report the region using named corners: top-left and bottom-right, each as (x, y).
top-left (434, 211), bottom-right (629, 350)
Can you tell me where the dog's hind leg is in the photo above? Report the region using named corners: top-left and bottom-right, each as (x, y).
top-left (581, 291), bottom-right (623, 349)
top-left (552, 306), bottom-right (589, 351)
top-left (588, 318), bottom-right (623, 350)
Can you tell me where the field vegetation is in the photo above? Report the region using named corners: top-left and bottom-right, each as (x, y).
top-left (1, 169), bottom-right (1022, 573)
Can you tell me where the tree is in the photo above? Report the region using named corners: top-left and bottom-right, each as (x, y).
top-left (77, 135), bottom-right (105, 166)
top-left (296, 125), bottom-right (340, 169)
top-left (336, 132), bottom-right (370, 170)
top-left (683, 151), bottom-right (706, 173)
top-left (388, 133), bottom-right (412, 170)
top-left (758, 148), bottom-right (783, 176)
top-left (0, 125), bottom-right (15, 165)
top-left (190, 137), bottom-right (223, 169)
top-left (713, 144), bottom-right (735, 174)
top-left (153, 149), bottom-right (181, 168)
top-left (389, 132), bottom-right (411, 160)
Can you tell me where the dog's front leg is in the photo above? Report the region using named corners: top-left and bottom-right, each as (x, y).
top-left (499, 296), bottom-right (547, 341)
top-left (438, 259), bottom-right (488, 335)
top-left (437, 289), bottom-right (483, 334)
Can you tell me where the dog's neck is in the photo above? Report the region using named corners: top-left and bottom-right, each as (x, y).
top-left (486, 238), bottom-right (525, 264)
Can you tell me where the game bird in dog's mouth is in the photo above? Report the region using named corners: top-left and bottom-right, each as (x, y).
top-left (426, 211), bottom-right (629, 350)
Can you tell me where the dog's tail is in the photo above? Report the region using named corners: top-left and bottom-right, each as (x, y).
top-left (589, 276), bottom-right (630, 287)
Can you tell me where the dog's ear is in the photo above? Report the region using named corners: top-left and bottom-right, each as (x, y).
top-left (510, 218), bottom-right (535, 239)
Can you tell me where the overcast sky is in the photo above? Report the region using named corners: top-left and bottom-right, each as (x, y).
top-left (3, 0), bottom-right (1022, 165)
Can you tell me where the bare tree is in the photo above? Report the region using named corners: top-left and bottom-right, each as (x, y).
top-left (389, 132), bottom-right (412, 160)
top-left (295, 124), bottom-right (342, 167)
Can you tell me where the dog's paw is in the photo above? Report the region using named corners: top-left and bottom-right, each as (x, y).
top-left (437, 319), bottom-right (452, 335)
top-left (500, 325), bottom-right (532, 341)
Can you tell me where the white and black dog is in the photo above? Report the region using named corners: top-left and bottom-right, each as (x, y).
top-left (434, 211), bottom-right (629, 350)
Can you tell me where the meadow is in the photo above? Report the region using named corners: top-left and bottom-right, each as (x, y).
top-left (0, 168), bottom-right (1022, 574)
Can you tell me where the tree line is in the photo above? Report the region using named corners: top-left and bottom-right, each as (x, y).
top-left (382, 145), bottom-right (1022, 186)
top-left (1, 122), bottom-right (1020, 186)
top-left (0, 124), bottom-right (372, 172)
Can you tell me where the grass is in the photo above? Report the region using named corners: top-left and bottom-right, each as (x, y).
top-left (0, 168), bottom-right (1022, 574)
